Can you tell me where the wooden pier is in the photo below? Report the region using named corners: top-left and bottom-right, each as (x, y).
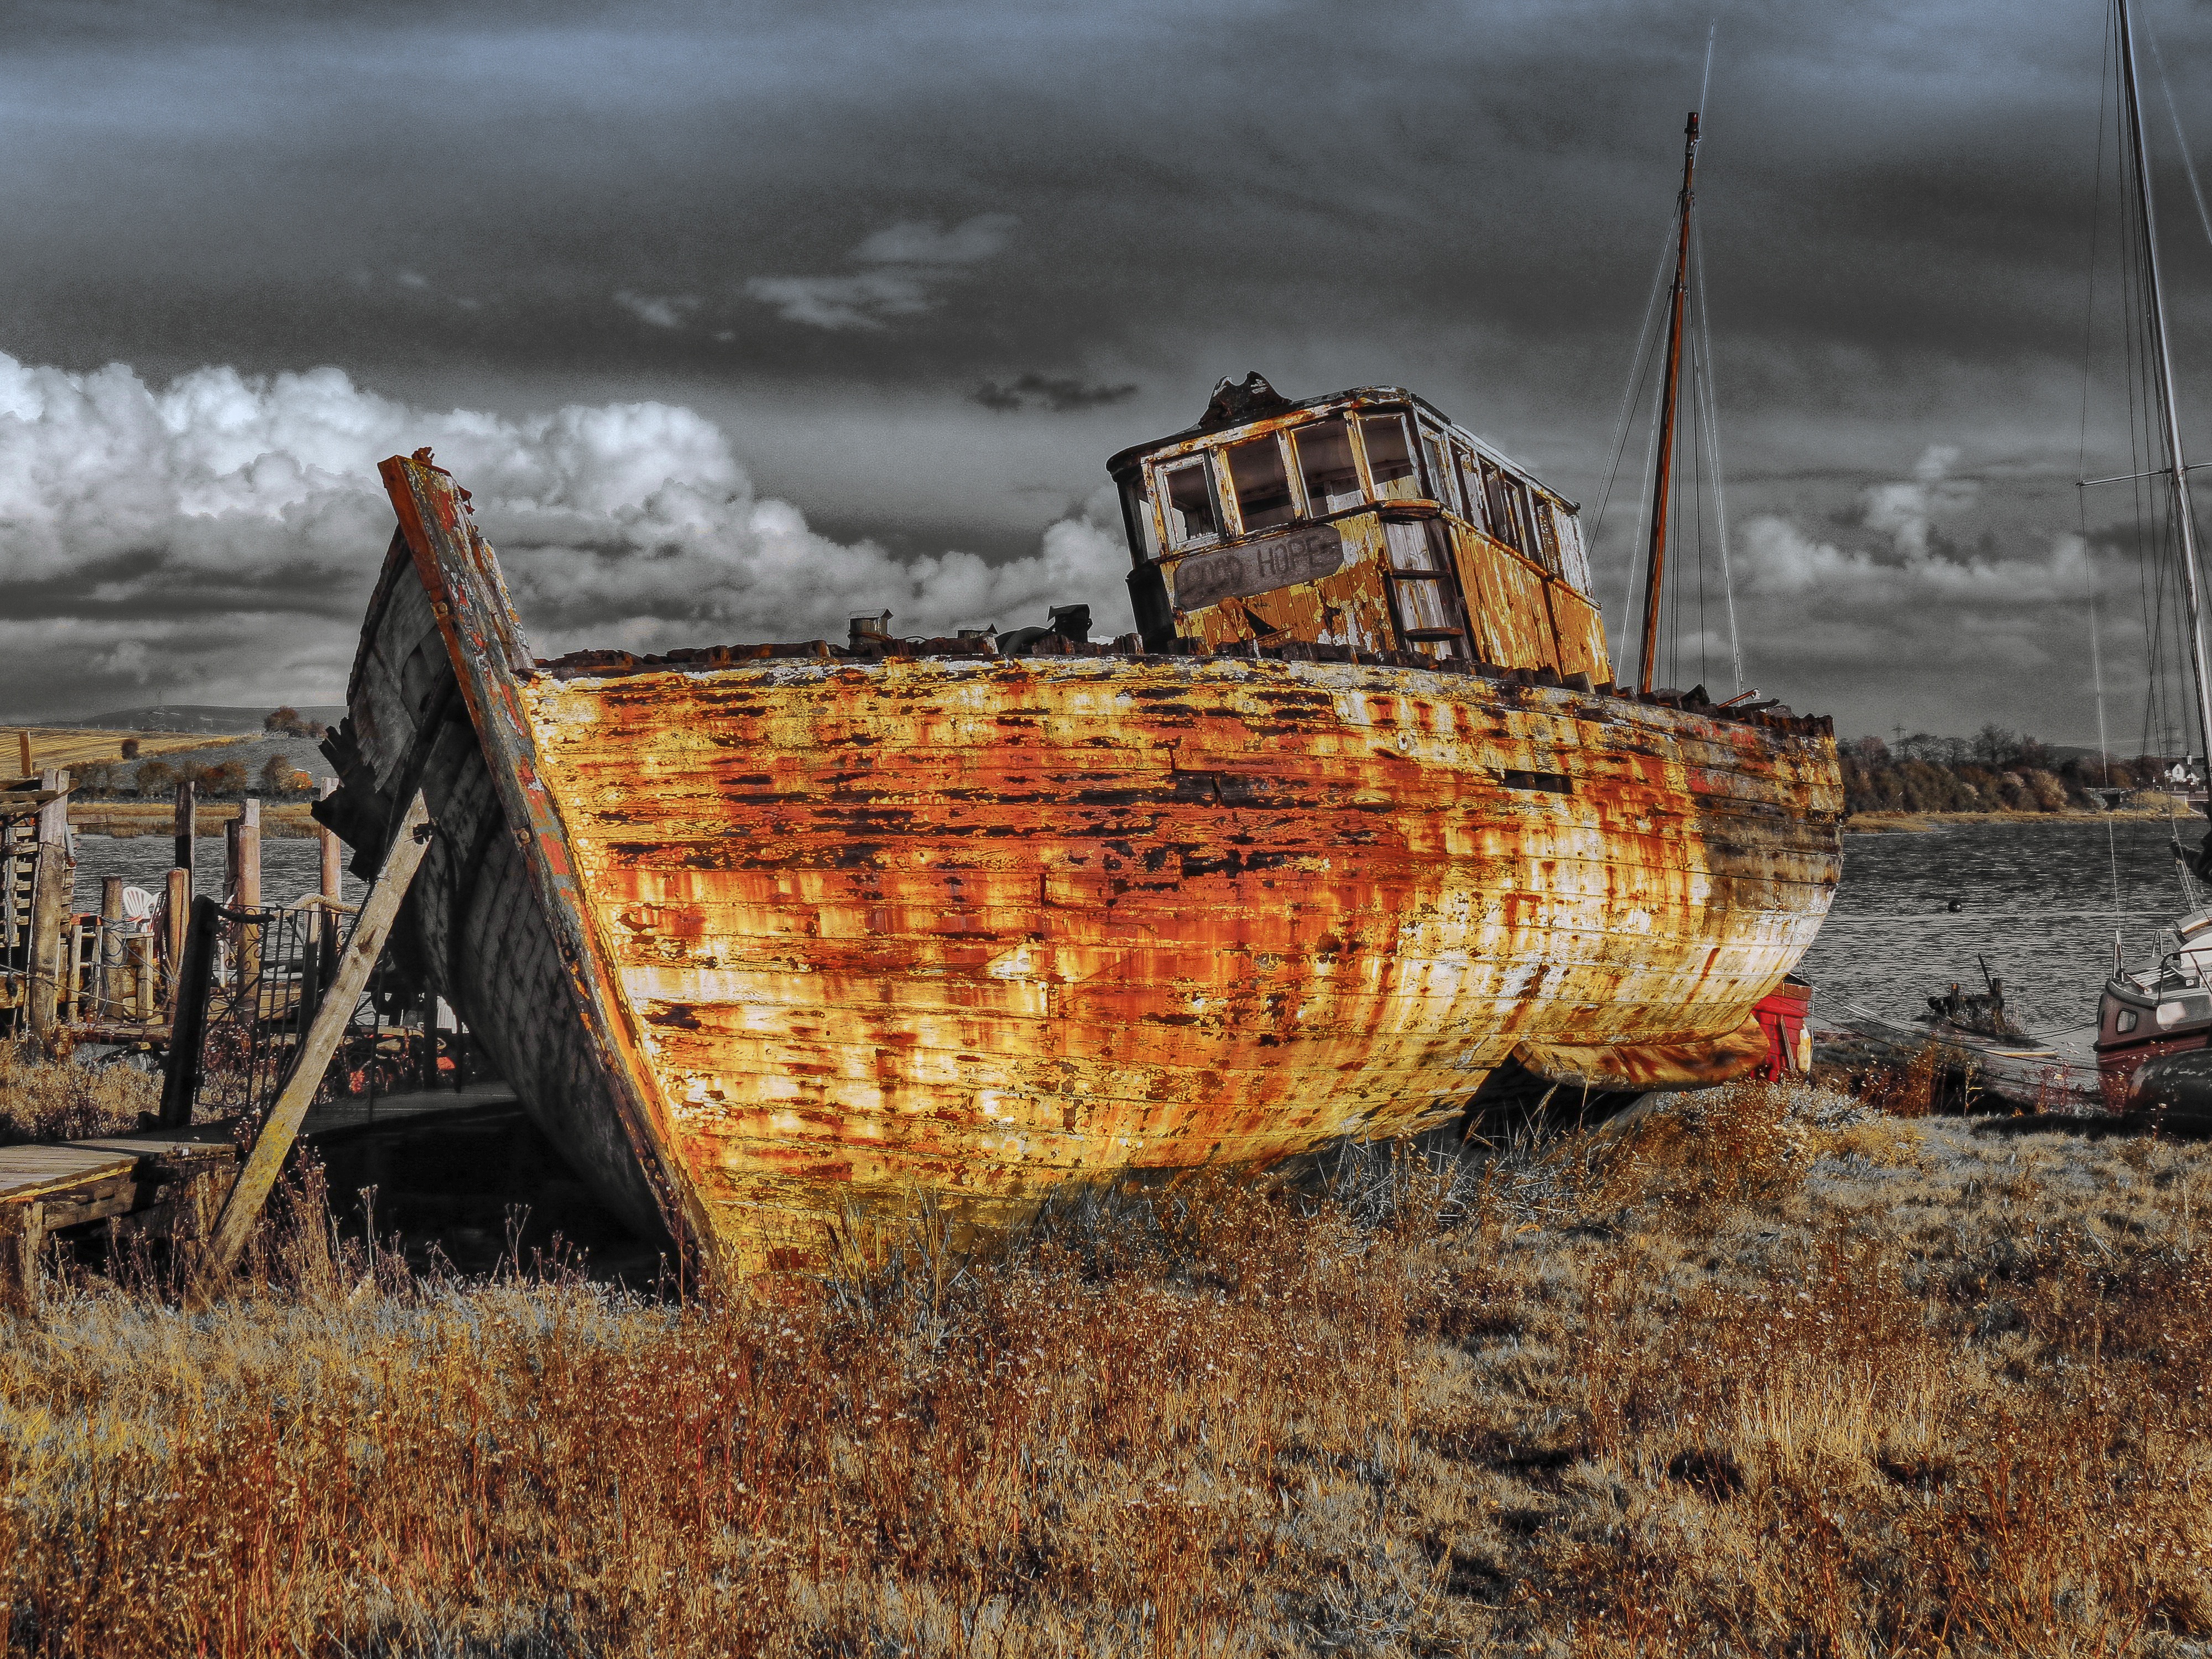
top-left (0, 1082), bottom-right (515, 1308)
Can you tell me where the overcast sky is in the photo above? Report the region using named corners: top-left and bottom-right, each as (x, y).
top-left (6, 0), bottom-right (2212, 747)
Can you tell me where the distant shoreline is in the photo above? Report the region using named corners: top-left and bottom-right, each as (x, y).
top-left (1847, 804), bottom-right (2198, 834)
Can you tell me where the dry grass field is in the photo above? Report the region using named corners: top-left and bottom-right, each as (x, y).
top-left (4, 728), bottom-right (249, 775)
top-left (2, 1076), bottom-right (2208, 1656)
top-left (64, 799), bottom-right (322, 838)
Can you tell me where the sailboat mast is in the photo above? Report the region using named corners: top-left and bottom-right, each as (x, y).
top-left (1637, 111), bottom-right (1701, 694)
top-left (2118, 0), bottom-right (2212, 779)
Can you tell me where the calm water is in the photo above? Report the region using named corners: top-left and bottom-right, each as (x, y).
top-left (1795, 817), bottom-right (2205, 1036)
top-left (67, 833), bottom-right (367, 913)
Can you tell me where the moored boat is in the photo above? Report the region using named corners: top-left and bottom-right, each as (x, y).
top-left (2084, 0), bottom-right (2212, 1106)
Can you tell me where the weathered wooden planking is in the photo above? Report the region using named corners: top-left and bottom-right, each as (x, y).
top-left (0, 1146), bottom-right (139, 1204)
top-left (376, 456), bottom-right (695, 1256)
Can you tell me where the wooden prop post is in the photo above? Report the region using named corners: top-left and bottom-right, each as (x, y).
top-left (197, 791), bottom-right (432, 1287)
top-left (236, 797), bottom-right (262, 989)
top-left (15, 731), bottom-right (29, 780)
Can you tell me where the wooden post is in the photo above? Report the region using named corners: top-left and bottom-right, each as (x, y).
top-left (26, 768), bottom-right (70, 1040)
top-left (14, 730), bottom-right (29, 781)
top-left (2, 1201), bottom-right (46, 1314)
top-left (311, 776), bottom-right (341, 997)
top-left (319, 778), bottom-right (341, 904)
top-left (35, 767), bottom-right (67, 846)
top-left (237, 797), bottom-right (262, 992)
top-left (174, 780), bottom-right (196, 895)
top-left (163, 867), bottom-right (190, 1013)
top-left (27, 850), bottom-right (66, 1037)
top-left (133, 932), bottom-right (154, 1021)
top-left (159, 896), bottom-right (220, 1129)
top-left (197, 791), bottom-right (432, 1287)
top-left (98, 876), bottom-right (123, 1021)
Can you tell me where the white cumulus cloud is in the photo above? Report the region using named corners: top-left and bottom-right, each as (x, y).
top-left (0, 350), bottom-right (1128, 716)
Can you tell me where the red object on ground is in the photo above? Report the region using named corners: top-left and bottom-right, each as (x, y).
top-left (1752, 978), bottom-right (1813, 1081)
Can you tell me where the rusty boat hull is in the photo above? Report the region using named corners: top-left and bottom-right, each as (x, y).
top-left (324, 458), bottom-right (1843, 1275)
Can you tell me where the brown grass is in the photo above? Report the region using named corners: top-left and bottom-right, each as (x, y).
top-left (0, 1037), bottom-right (162, 1144)
top-left (66, 801), bottom-right (323, 839)
top-left (3, 1083), bottom-right (2209, 1656)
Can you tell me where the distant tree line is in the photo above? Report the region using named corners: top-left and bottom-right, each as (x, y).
top-left (1843, 723), bottom-right (2182, 816)
top-left (70, 754), bottom-right (315, 801)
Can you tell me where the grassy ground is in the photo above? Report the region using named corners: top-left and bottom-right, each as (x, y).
top-left (3, 1077), bottom-right (2208, 1655)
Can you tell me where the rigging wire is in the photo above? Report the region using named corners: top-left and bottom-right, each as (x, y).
top-left (1599, 217), bottom-right (1682, 661)
top-left (2093, 598), bottom-right (2125, 938)
top-left (2146, 20), bottom-right (2212, 254)
top-left (1690, 208), bottom-right (1745, 691)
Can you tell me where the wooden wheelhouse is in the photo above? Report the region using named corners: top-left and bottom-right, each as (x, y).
top-left (1108, 374), bottom-right (1611, 681)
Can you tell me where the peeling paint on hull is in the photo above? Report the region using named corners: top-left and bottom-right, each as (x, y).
top-left (526, 653), bottom-right (1838, 1270)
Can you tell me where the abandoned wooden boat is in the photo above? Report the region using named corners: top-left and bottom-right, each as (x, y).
top-left (316, 374), bottom-right (1841, 1275)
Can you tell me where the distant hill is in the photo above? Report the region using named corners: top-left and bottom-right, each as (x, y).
top-left (70, 705), bottom-right (347, 735)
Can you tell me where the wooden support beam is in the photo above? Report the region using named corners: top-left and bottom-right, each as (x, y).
top-left (15, 730), bottom-right (30, 781)
top-left (196, 791), bottom-right (431, 1288)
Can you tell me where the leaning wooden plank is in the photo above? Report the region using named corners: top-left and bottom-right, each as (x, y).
top-left (195, 790), bottom-right (432, 1287)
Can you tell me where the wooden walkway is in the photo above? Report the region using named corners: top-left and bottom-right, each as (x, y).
top-left (0, 1082), bottom-right (517, 1305)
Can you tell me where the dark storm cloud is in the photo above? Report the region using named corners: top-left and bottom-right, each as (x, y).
top-left (973, 375), bottom-right (1140, 413)
top-left (3, 0), bottom-right (2211, 739)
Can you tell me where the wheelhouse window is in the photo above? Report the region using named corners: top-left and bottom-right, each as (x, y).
top-left (1531, 494), bottom-right (1563, 576)
top-left (1552, 505), bottom-right (1592, 592)
top-left (1454, 444), bottom-right (1488, 532)
top-left (1420, 430), bottom-right (1458, 515)
top-left (1481, 460), bottom-right (1529, 555)
top-left (1120, 476), bottom-right (1161, 560)
top-left (1359, 415), bottom-right (1420, 502)
top-left (1158, 456), bottom-right (1222, 547)
top-left (1224, 433), bottom-right (1297, 533)
top-left (1295, 419), bottom-right (1362, 515)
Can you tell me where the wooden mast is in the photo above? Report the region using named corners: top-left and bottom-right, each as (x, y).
top-left (2116, 0), bottom-right (2212, 779)
top-left (1637, 110), bottom-right (1702, 695)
